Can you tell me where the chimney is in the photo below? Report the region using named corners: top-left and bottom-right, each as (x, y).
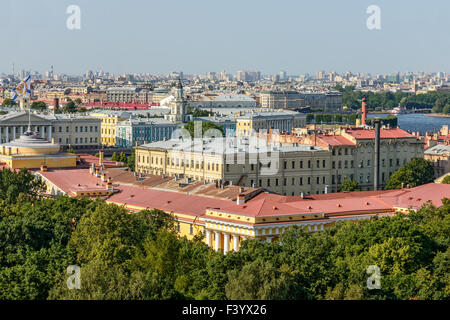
top-left (236, 193), bottom-right (246, 205)
top-left (401, 182), bottom-right (405, 189)
top-left (361, 97), bottom-right (367, 126)
top-left (90, 163), bottom-right (95, 174)
top-left (300, 192), bottom-right (304, 199)
top-left (374, 119), bottom-right (381, 191)
top-left (324, 185), bottom-right (329, 194)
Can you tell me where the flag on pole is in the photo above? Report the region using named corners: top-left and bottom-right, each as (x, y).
top-left (11, 75), bottom-right (31, 101)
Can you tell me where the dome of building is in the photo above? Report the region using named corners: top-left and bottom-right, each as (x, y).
top-left (0, 130), bottom-right (60, 156)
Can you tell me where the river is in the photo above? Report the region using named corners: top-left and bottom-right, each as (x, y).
top-left (367, 113), bottom-right (449, 134)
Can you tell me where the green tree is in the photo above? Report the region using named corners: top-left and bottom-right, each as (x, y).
top-left (111, 152), bottom-right (118, 161)
top-left (442, 104), bottom-right (450, 115)
top-left (119, 152), bottom-right (127, 163)
top-left (184, 121), bottom-right (224, 138)
top-left (442, 175), bottom-right (450, 184)
top-left (225, 258), bottom-right (293, 300)
top-left (385, 158), bottom-right (435, 190)
top-left (0, 168), bottom-right (44, 204)
top-left (127, 149), bottom-right (136, 171)
top-left (339, 179), bottom-right (362, 192)
top-left (1, 98), bottom-right (16, 106)
top-left (63, 101), bottom-right (77, 113)
top-left (30, 101), bottom-right (47, 112)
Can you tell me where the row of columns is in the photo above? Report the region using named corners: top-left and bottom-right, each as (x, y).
top-left (0, 125), bottom-right (52, 143)
top-left (205, 224), bottom-right (325, 254)
top-left (205, 230), bottom-right (247, 254)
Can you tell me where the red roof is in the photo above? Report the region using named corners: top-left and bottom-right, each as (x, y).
top-left (316, 135), bottom-right (354, 146)
top-left (107, 184), bottom-right (232, 217)
top-left (345, 128), bottom-right (414, 139)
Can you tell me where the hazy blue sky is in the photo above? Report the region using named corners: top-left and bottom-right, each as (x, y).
top-left (1, 0), bottom-right (449, 75)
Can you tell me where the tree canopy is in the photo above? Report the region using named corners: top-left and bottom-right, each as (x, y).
top-left (0, 168), bottom-right (448, 300)
top-left (339, 179), bottom-right (362, 192)
top-left (385, 158), bottom-right (435, 190)
top-left (184, 121), bottom-right (224, 138)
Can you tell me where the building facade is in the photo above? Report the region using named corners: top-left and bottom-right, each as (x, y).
top-left (135, 138), bottom-right (331, 196)
top-left (260, 90), bottom-right (303, 109)
top-left (424, 144), bottom-right (450, 178)
top-left (116, 118), bottom-right (182, 148)
top-left (90, 111), bottom-right (131, 146)
top-left (235, 111), bottom-right (307, 136)
top-left (0, 111), bottom-right (101, 150)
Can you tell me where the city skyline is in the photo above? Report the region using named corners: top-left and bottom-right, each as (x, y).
top-left (1, 0), bottom-right (450, 75)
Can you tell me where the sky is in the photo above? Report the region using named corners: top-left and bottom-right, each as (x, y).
top-left (0, 0), bottom-right (449, 76)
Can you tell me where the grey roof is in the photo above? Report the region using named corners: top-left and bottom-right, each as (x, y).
top-left (424, 144), bottom-right (450, 155)
top-left (138, 137), bottom-right (326, 155)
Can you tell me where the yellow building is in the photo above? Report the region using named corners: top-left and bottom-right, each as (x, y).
top-left (90, 111), bottom-right (130, 146)
top-left (235, 110), bottom-right (306, 136)
top-left (0, 130), bottom-right (76, 169)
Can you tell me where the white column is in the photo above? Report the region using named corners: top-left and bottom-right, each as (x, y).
top-left (0, 126), bottom-right (2, 143)
top-left (266, 236), bottom-right (273, 243)
top-left (20, 126), bottom-right (23, 135)
top-left (314, 225), bottom-right (318, 232)
top-left (223, 233), bottom-right (230, 254)
top-left (5, 126), bottom-right (9, 142)
top-left (34, 126), bottom-right (38, 134)
top-left (320, 224), bottom-right (324, 231)
top-left (12, 126), bottom-right (16, 140)
top-left (214, 231), bottom-right (220, 252)
top-left (205, 230), bottom-right (212, 247)
top-left (41, 126), bottom-right (45, 138)
top-left (48, 125), bottom-right (52, 140)
top-left (233, 234), bottom-right (239, 252)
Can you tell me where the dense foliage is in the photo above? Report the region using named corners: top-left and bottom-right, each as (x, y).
top-left (0, 169), bottom-right (448, 300)
top-left (184, 121), bottom-right (224, 138)
top-left (339, 179), bottom-right (362, 192)
top-left (334, 85), bottom-right (450, 113)
top-left (385, 158), bottom-right (435, 190)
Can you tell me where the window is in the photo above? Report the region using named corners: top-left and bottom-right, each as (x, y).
top-left (275, 178), bottom-right (279, 186)
top-left (323, 176), bottom-right (326, 184)
top-left (300, 161), bottom-right (303, 168)
top-left (75, 138), bottom-right (78, 144)
top-left (389, 159), bottom-right (393, 166)
top-left (308, 160), bottom-right (311, 169)
top-left (338, 161), bottom-right (341, 169)
top-left (323, 160), bottom-right (326, 168)
top-left (251, 164), bottom-right (254, 171)
top-left (292, 161), bottom-right (295, 169)
top-left (177, 223), bottom-right (180, 233)
top-left (80, 126), bottom-right (83, 132)
top-left (316, 160), bottom-right (320, 168)
top-left (367, 160), bottom-right (371, 167)
top-left (58, 127), bottom-right (62, 133)
top-left (316, 176), bottom-right (320, 184)
top-left (292, 178), bottom-right (295, 185)
top-left (75, 126), bottom-right (78, 132)
top-left (332, 161), bottom-right (335, 169)
top-left (95, 126), bottom-right (98, 132)
top-left (308, 177), bottom-right (311, 185)
top-left (283, 160), bottom-right (287, 169)
top-left (344, 160), bottom-right (348, 168)
top-left (300, 177), bottom-right (303, 185)
top-left (351, 160), bottom-right (354, 168)
top-left (283, 178), bottom-right (287, 186)
top-left (189, 224), bottom-right (193, 235)
top-left (267, 179), bottom-right (271, 187)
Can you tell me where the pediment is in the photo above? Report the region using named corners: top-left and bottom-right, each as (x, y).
top-left (0, 112), bottom-right (51, 125)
